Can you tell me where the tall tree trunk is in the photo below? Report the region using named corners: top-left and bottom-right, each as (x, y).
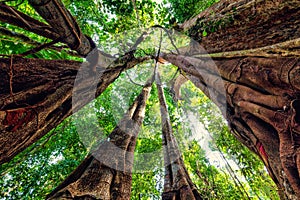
top-left (162, 47), bottom-right (300, 200)
top-left (182, 0), bottom-right (300, 54)
top-left (0, 55), bottom-right (149, 165)
top-left (46, 78), bottom-right (153, 199)
top-left (161, 0), bottom-right (300, 198)
top-left (156, 72), bottom-right (202, 200)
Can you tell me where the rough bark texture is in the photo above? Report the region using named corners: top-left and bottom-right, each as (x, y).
top-left (0, 54), bottom-right (148, 165)
top-left (0, 4), bottom-right (59, 41)
top-left (160, 1), bottom-right (300, 199)
top-left (162, 48), bottom-right (300, 199)
top-left (0, 26), bottom-right (78, 56)
top-left (0, 1), bottom-right (94, 56)
top-left (156, 73), bottom-right (202, 200)
top-left (46, 79), bottom-right (153, 199)
top-left (28, 0), bottom-right (95, 56)
top-left (182, 0), bottom-right (300, 54)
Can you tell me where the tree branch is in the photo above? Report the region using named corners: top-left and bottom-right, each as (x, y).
top-left (28, 0), bottom-right (95, 56)
top-left (0, 4), bottom-right (59, 40)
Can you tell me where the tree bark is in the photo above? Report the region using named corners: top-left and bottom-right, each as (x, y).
top-left (46, 78), bottom-right (153, 199)
top-left (182, 0), bottom-right (300, 53)
top-left (28, 0), bottom-right (94, 56)
top-left (0, 1), bottom-right (94, 56)
top-left (162, 47), bottom-right (300, 199)
top-left (0, 26), bottom-right (79, 56)
top-left (162, 1), bottom-right (300, 198)
top-left (156, 72), bottom-right (202, 200)
top-left (0, 54), bottom-right (149, 165)
top-left (0, 0), bottom-right (151, 166)
top-left (0, 4), bottom-right (59, 41)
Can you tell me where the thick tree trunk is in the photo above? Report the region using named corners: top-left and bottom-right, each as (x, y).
top-left (162, 0), bottom-right (300, 198)
top-left (161, 0), bottom-right (300, 196)
top-left (0, 54), bottom-right (148, 165)
top-left (162, 52), bottom-right (300, 200)
top-left (156, 73), bottom-right (202, 200)
top-left (182, 0), bottom-right (300, 54)
top-left (46, 79), bottom-right (153, 199)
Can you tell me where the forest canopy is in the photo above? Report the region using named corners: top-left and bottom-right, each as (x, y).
top-left (0, 0), bottom-right (299, 199)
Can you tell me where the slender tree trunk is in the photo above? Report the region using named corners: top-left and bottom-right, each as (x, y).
top-left (161, 0), bottom-right (300, 198)
top-left (46, 78), bottom-right (153, 199)
top-left (156, 72), bottom-right (202, 200)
